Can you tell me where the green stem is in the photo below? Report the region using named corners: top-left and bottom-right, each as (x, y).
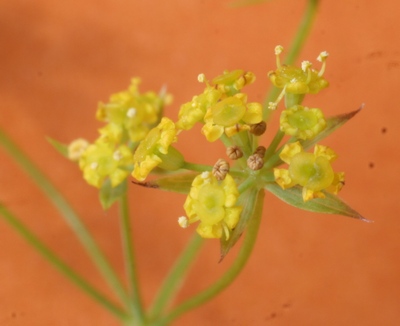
top-left (0, 204), bottom-right (129, 322)
top-left (264, 130), bottom-right (284, 162)
top-left (238, 176), bottom-right (256, 194)
top-left (118, 188), bottom-right (146, 324)
top-left (148, 233), bottom-right (204, 321)
top-left (263, 0), bottom-right (320, 120)
top-left (156, 190), bottom-right (265, 326)
top-left (182, 162), bottom-right (212, 173)
top-left (0, 129), bottom-right (131, 310)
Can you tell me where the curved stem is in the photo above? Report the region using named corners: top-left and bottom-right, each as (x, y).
top-left (0, 204), bottom-right (129, 322)
top-left (148, 233), bottom-right (204, 321)
top-left (263, 0), bottom-right (320, 120)
top-left (156, 190), bottom-right (265, 326)
top-left (0, 129), bottom-right (132, 310)
top-left (118, 188), bottom-right (145, 324)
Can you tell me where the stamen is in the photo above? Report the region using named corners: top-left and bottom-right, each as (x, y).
top-left (127, 108), bottom-right (137, 118)
top-left (275, 45), bottom-right (284, 69)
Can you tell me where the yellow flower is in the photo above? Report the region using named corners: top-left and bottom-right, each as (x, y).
top-left (78, 139), bottom-right (134, 188)
top-left (96, 78), bottom-right (167, 143)
top-left (280, 105), bottom-right (326, 140)
top-left (201, 94), bottom-right (263, 142)
top-left (67, 138), bottom-right (89, 161)
top-left (180, 172), bottom-right (242, 239)
top-left (176, 86), bottom-right (221, 131)
top-left (176, 70), bottom-right (257, 132)
top-left (274, 142), bottom-right (344, 201)
top-left (132, 117), bottom-right (183, 181)
top-left (268, 47), bottom-right (329, 95)
top-left (212, 69), bottom-right (256, 96)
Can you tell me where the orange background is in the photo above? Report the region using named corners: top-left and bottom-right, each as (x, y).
top-left (1, 0), bottom-right (399, 325)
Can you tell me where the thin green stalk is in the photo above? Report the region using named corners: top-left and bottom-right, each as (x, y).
top-left (263, 0), bottom-right (320, 120)
top-left (0, 129), bottom-right (131, 309)
top-left (182, 162), bottom-right (212, 172)
top-left (264, 130), bottom-right (284, 162)
top-left (156, 190), bottom-right (265, 326)
top-left (148, 233), bottom-right (204, 321)
top-left (0, 204), bottom-right (129, 322)
top-left (118, 188), bottom-right (145, 324)
top-left (238, 176), bottom-right (256, 194)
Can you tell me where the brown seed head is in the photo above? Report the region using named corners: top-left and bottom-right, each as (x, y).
top-left (254, 146), bottom-right (266, 158)
top-left (212, 159), bottom-right (230, 181)
top-left (250, 121), bottom-right (267, 136)
top-left (226, 146), bottom-right (243, 160)
top-left (247, 154), bottom-right (264, 171)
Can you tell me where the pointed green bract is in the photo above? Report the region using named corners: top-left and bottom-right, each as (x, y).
top-left (265, 183), bottom-right (370, 221)
top-left (220, 188), bottom-right (263, 260)
top-left (47, 137), bottom-right (69, 158)
top-left (301, 106), bottom-right (363, 150)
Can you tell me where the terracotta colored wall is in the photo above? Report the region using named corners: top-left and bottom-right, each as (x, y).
top-left (1, 0), bottom-right (399, 325)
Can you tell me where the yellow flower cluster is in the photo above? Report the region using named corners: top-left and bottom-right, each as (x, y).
top-left (176, 70), bottom-right (263, 142)
top-left (68, 78), bottom-right (169, 188)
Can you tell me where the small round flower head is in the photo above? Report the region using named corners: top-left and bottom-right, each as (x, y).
top-left (68, 138), bottom-right (89, 161)
top-left (78, 139), bottom-right (134, 188)
top-left (132, 117), bottom-right (183, 181)
top-left (274, 141), bottom-right (344, 201)
top-left (280, 105), bottom-right (326, 140)
top-left (96, 78), bottom-right (168, 143)
top-left (268, 47), bottom-right (329, 95)
top-left (212, 70), bottom-right (256, 97)
top-left (201, 94), bottom-right (263, 142)
top-left (182, 172), bottom-right (242, 240)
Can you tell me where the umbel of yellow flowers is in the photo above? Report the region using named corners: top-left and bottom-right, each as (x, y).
top-left (274, 142), bottom-right (345, 202)
top-left (179, 172), bottom-right (242, 240)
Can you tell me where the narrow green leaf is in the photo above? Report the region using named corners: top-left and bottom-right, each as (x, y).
top-left (265, 183), bottom-right (370, 222)
top-left (99, 179), bottom-right (127, 210)
top-left (220, 187), bottom-right (261, 260)
top-left (47, 137), bottom-right (69, 158)
top-left (131, 173), bottom-right (197, 194)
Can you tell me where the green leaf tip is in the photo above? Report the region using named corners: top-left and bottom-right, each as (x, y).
top-left (265, 183), bottom-right (371, 222)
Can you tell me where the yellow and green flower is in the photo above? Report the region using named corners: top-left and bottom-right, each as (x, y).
top-left (132, 117), bottom-right (183, 181)
top-left (179, 171), bottom-right (242, 240)
top-left (268, 46), bottom-right (329, 95)
top-left (201, 94), bottom-right (263, 142)
top-left (274, 142), bottom-right (344, 201)
top-left (96, 78), bottom-right (168, 143)
top-left (78, 139), bottom-right (134, 188)
top-left (280, 105), bottom-right (326, 140)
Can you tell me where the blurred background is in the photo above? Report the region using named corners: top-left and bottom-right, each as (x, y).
top-left (0, 0), bottom-right (399, 325)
